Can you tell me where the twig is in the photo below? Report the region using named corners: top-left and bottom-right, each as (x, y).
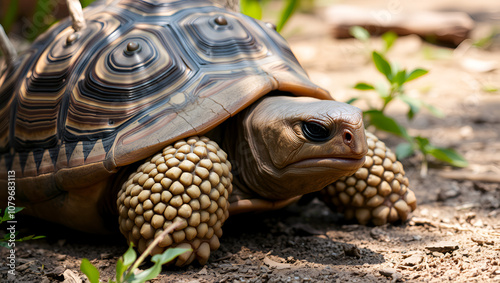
top-left (0, 25), bottom-right (16, 64)
top-left (439, 171), bottom-right (500, 183)
top-left (128, 221), bottom-right (182, 273)
top-left (66, 0), bottom-right (87, 31)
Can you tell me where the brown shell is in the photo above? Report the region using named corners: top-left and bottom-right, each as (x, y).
top-left (0, 0), bottom-right (330, 181)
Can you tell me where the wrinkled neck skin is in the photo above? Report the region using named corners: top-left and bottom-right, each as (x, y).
top-left (219, 96), bottom-right (367, 202)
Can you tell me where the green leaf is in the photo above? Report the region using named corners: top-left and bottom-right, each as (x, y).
top-left (151, 248), bottom-right (191, 265)
top-left (116, 244), bottom-right (136, 282)
top-left (17, 235), bottom-right (45, 242)
top-left (240, 0), bottom-right (262, 20)
top-left (80, 0), bottom-right (96, 8)
top-left (115, 259), bottom-right (126, 282)
top-left (122, 244), bottom-right (137, 267)
top-left (80, 258), bottom-right (100, 283)
top-left (482, 85), bottom-right (499, 93)
top-left (405, 68), bottom-right (428, 82)
top-left (364, 110), bottom-right (410, 141)
top-left (1, 207), bottom-right (24, 222)
top-left (345, 97), bottom-right (359, 104)
top-left (398, 94), bottom-right (421, 120)
top-left (372, 51), bottom-right (392, 82)
top-left (353, 82), bottom-right (375, 90)
top-left (276, 0), bottom-right (300, 33)
top-left (349, 26), bottom-right (370, 42)
top-left (396, 142), bottom-right (414, 159)
top-left (393, 70), bottom-right (406, 88)
top-left (1, 209), bottom-right (7, 223)
top-left (426, 147), bottom-right (469, 167)
top-left (414, 136), bottom-right (430, 150)
top-left (381, 31), bottom-right (398, 53)
top-left (128, 248), bottom-right (191, 283)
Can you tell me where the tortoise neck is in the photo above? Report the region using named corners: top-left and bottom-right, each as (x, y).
top-left (220, 106), bottom-right (264, 202)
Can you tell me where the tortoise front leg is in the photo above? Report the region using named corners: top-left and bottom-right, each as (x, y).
top-left (116, 136), bottom-right (232, 266)
top-left (320, 131), bottom-right (417, 225)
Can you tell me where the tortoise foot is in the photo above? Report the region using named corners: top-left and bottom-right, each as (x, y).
top-left (320, 131), bottom-right (417, 226)
top-left (116, 136), bottom-right (233, 266)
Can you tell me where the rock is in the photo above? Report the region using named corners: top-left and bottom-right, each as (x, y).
top-left (379, 268), bottom-right (402, 281)
top-left (100, 253), bottom-right (113, 259)
top-left (343, 245), bottom-right (361, 258)
top-left (402, 251), bottom-right (424, 266)
top-left (471, 236), bottom-right (494, 245)
top-left (437, 188), bottom-right (460, 201)
top-left (62, 269), bottom-right (83, 283)
top-left (426, 241), bottom-right (459, 253)
top-left (370, 227), bottom-right (390, 242)
top-left (263, 257), bottom-right (293, 270)
top-left (472, 219), bottom-right (484, 227)
top-left (56, 254), bottom-right (67, 261)
top-left (379, 268), bottom-right (398, 277)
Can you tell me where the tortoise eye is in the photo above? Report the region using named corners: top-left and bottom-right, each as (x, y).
top-left (302, 121), bottom-right (331, 142)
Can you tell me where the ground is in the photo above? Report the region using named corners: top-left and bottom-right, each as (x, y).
top-left (1, 0), bottom-right (500, 282)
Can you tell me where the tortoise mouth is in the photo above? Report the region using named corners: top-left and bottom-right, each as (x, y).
top-left (289, 156), bottom-right (366, 173)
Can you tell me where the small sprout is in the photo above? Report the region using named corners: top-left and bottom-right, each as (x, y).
top-left (349, 26), bottom-right (398, 55)
top-left (0, 207), bottom-right (45, 248)
top-left (80, 221), bottom-right (191, 283)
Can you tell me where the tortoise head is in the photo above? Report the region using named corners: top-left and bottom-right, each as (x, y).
top-left (234, 96), bottom-right (367, 200)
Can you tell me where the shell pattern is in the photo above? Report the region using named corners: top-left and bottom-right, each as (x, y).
top-left (0, 0), bottom-right (327, 179)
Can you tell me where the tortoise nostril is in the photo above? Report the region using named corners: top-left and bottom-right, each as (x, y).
top-left (344, 130), bottom-right (353, 143)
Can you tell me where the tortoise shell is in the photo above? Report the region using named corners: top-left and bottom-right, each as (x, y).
top-left (0, 0), bottom-right (330, 181)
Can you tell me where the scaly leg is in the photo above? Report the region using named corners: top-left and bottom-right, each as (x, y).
top-left (116, 136), bottom-right (232, 266)
top-left (320, 131), bottom-right (417, 225)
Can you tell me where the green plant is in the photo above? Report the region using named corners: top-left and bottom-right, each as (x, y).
top-left (240, 0), bottom-right (301, 33)
top-left (348, 28), bottom-right (468, 175)
top-left (349, 26), bottom-right (397, 55)
top-left (0, 207), bottom-right (45, 248)
top-left (80, 222), bottom-right (190, 283)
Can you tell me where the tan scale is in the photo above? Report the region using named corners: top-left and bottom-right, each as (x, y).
top-left (320, 131), bottom-right (417, 225)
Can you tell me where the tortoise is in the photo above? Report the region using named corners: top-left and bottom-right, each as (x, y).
top-left (0, 0), bottom-right (416, 266)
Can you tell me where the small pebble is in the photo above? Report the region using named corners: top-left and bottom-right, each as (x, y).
top-left (343, 245), bottom-right (361, 258)
top-left (100, 253), bottom-right (113, 259)
top-left (402, 252), bottom-right (424, 266)
top-left (379, 268), bottom-right (397, 277)
top-left (426, 241), bottom-right (459, 253)
top-left (56, 254), bottom-right (67, 261)
top-left (437, 188), bottom-right (460, 201)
